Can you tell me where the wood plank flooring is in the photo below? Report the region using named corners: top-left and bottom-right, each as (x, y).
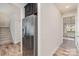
top-left (53, 39), bottom-right (77, 56)
top-left (53, 48), bottom-right (77, 56)
top-left (0, 43), bottom-right (21, 56)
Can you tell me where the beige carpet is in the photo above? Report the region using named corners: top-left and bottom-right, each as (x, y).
top-left (0, 43), bottom-right (21, 56)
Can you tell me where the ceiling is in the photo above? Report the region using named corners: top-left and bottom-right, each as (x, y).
top-left (0, 4), bottom-right (10, 12)
top-left (0, 3), bottom-right (27, 27)
top-left (0, 3), bottom-right (27, 14)
top-left (13, 3), bottom-right (27, 7)
top-left (55, 3), bottom-right (77, 14)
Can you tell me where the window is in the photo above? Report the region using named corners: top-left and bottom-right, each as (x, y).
top-left (63, 16), bottom-right (75, 38)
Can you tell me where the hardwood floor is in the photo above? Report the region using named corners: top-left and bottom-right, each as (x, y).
top-left (23, 48), bottom-right (33, 56)
top-left (0, 43), bottom-right (21, 56)
top-left (22, 36), bottom-right (34, 56)
top-left (53, 48), bottom-right (77, 56)
top-left (53, 39), bottom-right (77, 56)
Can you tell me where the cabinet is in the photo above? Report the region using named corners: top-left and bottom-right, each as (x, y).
top-left (24, 3), bottom-right (37, 17)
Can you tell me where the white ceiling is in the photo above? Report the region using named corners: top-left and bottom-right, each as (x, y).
top-left (0, 3), bottom-right (27, 27)
top-left (0, 3), bottom-right (27, 14)
top-left (0, 3), bottom-right (10, 12)
top-left (55, 3), bottom-right (77, 14)
top-left (13, 3), bottom-right (27, 7)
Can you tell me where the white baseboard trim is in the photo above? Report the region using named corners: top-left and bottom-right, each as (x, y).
top-left (13, 40), bottom-right (21, 44)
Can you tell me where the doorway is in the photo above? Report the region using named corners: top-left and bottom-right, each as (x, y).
top-left (22, 3), bottom-right (38, 56)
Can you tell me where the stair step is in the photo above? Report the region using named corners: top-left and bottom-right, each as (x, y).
top-left (0, 27), bottom-right (12, 45)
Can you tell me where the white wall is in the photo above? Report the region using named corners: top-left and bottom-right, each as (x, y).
top-left (75, 4), bottom-right (79, 50)
top-left (9, 11), bottom-right (16, 43)
top-left (0, 4), bottom-right (11, 27)
top-left (9, 4), bottom-right (24, 43)
top-left (0, 12), bottom-right (10, 27)
top-left (62, 11), bottom-right (77, 17)
top-left (38, 3), bottom-right (63, 56)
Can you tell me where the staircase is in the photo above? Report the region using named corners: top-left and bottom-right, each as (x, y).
top-left (0, 27), bottom-right (12, 45)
